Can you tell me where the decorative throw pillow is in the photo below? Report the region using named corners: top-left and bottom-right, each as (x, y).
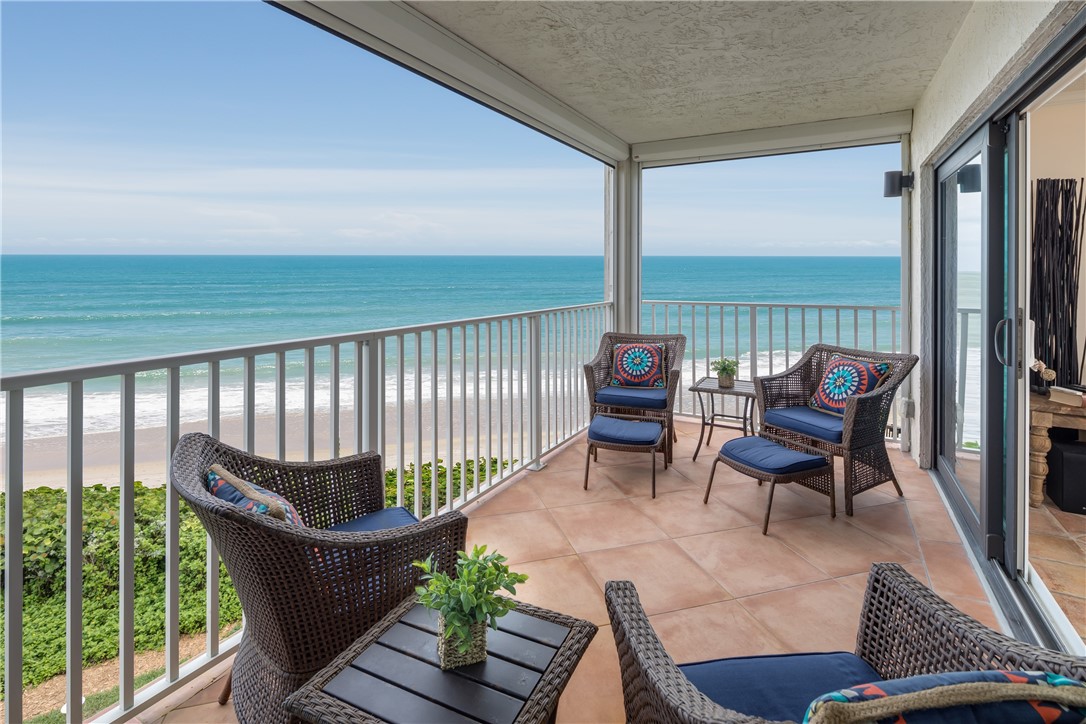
top-left (610, 343), bottom-right (666, 388)
top-left (206, 464), bottom-right (303, 526)
top-left (804, 670), bottom-right (1086, 724)
top-left (809, 354), bottom-right (894, 417)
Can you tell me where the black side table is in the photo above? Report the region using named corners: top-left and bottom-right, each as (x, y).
top-left (285, 595), bottom-right (597, 724)
top-left (688, 376), bottom-right (757, 460)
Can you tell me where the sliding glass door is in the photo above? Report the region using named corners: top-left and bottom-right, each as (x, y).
top-left (934, 123), bottom-right (1017, 562)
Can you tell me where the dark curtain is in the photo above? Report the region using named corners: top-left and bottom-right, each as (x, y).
top-left (1030, 178), bottom-right (1085, 387)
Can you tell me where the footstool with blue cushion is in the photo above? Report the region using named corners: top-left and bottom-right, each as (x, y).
top-left (585, 414), bottom-right (667, 498)
top-left (704, 434), bottom-right (834, 534)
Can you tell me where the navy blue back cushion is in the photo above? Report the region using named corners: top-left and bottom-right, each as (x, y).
top-left (764, 406), bottom-right (845, 444)
top-left (327, 506), bottom-right (419, 533)
top-left (595, 385), bottom-right (669, 410)
top-left (679, 651), bottom-right (881, 722)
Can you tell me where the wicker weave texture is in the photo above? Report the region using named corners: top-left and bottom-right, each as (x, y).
top-left (170, 432), bottom-right (468, 724)
top-left (584, 333), bottom-right (687, 461)
top-left (755, 344), bottom-right (918, 515)
top-left (606, 563), bottom-right (1086, 724)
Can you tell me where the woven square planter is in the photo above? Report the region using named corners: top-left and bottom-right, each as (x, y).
top-left (437, 616), bottom-right (488, 670)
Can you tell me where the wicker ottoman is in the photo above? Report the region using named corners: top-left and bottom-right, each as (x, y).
top-left (704, 435), bottom-right (834, 534)
top-left (585, 415), bottom-right (667, 498)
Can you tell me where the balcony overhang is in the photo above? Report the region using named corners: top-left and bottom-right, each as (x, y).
top-left (276, 2), bottom-right (977, 164)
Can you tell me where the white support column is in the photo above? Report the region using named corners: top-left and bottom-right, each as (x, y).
top-left (608, 158), bottom-right (642, 332)
top-left (899, 134), bottom-right (915, 453)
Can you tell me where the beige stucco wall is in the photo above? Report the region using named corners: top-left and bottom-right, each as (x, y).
top-left (1029, 98), bottom-right (1086, 383)
top-left (903, 0), bottom-right (1080, 460)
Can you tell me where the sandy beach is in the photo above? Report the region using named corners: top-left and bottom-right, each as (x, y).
top-left (5, 395), bottom-right (553, 490)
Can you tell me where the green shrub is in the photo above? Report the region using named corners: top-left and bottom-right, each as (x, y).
top-left (0, 458), bottom-right (511, 693)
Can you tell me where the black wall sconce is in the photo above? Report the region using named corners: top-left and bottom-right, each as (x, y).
top-left (883, 171), bottom-right (914, 198)
top-left (957, 164), bottom-right (982, 193)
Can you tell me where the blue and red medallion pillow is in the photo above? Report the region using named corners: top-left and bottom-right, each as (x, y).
top-left (207, 464), bottom-right (303, 526)
top-left (809, 354), bottom-right (893, 417)
top-left (610, 343), bottom-right (666, 388)
top-left (803, 670), bottom-right (1086, 724)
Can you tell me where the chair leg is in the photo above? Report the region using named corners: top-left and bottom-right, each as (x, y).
top-left (704, 457), bottom-right (720, 503)
top-left (651, 450), bottom-right (657, 499)
top-left (890, 473), bottom-right (904, 497)
top-left (217, 668), bottom-right (232, 705)
top-left (762, 481), bottom-right (776, 535)
top-left (584, 443), bottom-right (593, 490)
top-left (829, 474), bottom-right (837, 519)
top-left (844, 457), bottom-right (854, 516)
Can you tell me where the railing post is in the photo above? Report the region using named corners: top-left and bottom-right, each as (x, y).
top-left (528, 314), bottom-right (545, 470)
top-left (5, 389), bottom-right (24, 724)
top-left (359, 338), bottom-right (381, 454)
top-left (748, 306), bottom-right (759, 380)
top-left (67, 381), bottom-right (84, 723)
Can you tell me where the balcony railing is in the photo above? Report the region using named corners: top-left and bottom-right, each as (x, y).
top-left (1, 298), bottom-right (910, 722)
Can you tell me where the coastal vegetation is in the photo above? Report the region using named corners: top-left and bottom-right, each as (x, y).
top-left (0, 456), bottom-right (508, 699)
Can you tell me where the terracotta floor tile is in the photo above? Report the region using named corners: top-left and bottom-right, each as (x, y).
top-left (527, 465), bottom-right (628, 508)
top-left (1029, 531), bottom-right (1086, 566)
top-left (919, 540), bottom-right (988, 600)
top-left (650, 601), bottom-right (788, 663)
top-left (740, 580), bottom-right (864, 653)
top-left (549, 499), bottom-right (668, 553)
top-left (770, 515), bottom-right (918, 578)
top-left (1032, 558), bottom-right (1086, 598)
top-left (836, 571), bottom-right (870, 594)
top-left (580, 540), bottom-right (731, 615)
top-left (676, 527), bottom-right (830, 598)
top-left (845, 502), bottom-right (920, 558)
top-left (906, 499), bottom-right (961, 543)
top-left (162, 702), bottom-right (238, 723)
top-left (1028, 506), bottom-right (1067, 536)
top-left (541, 442), bottom-right (599, 471)
top-left (709, 478), bottom-right (830, 526)
top-left (630, 488), bottom-right (758, 538)
top-left (556, 626), bottom-right (624, 724)
top-left (1050, 506), bottom-right (1086, 536)
top-left (466, 509), bottom-right (575, 564)
top-left (1051, 593), bottom-right (1086, 637)
top-left (596, 460), bottom-right (700, 498)
top-left (465, 478), bottom-right (545, 517)
top-left (510, 555), bottom-right (609, 626)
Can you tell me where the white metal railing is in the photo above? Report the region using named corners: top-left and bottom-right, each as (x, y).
top-left (643, 300), bottom-right (904, 436)
top-left (1, 301), bottom-right (612, 723)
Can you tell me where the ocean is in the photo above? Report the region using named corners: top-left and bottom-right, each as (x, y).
top-left (1, 255), bottom-right (902, 439)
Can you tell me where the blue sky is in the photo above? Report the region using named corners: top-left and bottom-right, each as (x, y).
top-left (2, 1), bottom-right (902, 256)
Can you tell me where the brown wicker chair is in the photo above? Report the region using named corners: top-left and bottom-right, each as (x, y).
top-left (755, 344), bottom-right (918, 515)
top-left (170, 432), bottom-right (468, 724)
top-left (606, 563), bottom-right (1086, 724)
top-left (585, 332), bottom-right (687, 462)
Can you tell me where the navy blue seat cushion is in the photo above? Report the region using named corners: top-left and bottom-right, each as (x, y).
top-left (588, 415), bottom-right (663, 446)
top-left (327, 506), bottom-right (419, 533)
top-left (764, 405), bottom-right (845, 444)
top-left (720, 435), bottom-right (828, 475)
top-left (595, 385), bottom-right (669, 410)
top-left (679, 651), bottom-right (881, 722)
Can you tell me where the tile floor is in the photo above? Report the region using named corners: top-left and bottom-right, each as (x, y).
top-left (1029, 498), bottom-right (1086, 645)
top-left (145, 419), bottom-right (998, 723)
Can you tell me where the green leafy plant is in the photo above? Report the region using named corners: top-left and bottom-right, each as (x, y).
top-left (413, 545), bottom-right (528, 653)
top-left (710, 358), bottom-right (739, 376)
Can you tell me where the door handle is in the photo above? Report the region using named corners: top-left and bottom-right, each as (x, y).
top-left (993, 317), bottom-right (1010, 367)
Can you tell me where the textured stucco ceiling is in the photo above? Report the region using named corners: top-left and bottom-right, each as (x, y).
top-left (407, 1), bottom-right (974, 145)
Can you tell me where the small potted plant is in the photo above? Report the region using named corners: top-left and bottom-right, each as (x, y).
top-left (710, 357), bottom-right (739, 388)
top-left (413, 545), bottom-right (529, 669)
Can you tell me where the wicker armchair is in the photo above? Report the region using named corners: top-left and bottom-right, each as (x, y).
top-left (755, 344), bottom-right (918, 515)
top-left (585, 332), bottom-right (687, 462)
top-left (606, 563), bottom-right (1086, 724)
top-left (170, 433), bottom-right (468, 724)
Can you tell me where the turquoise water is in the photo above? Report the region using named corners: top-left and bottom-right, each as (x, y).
top-left (1, 255), bottom-right (900, 437)
top-left (1, 255), bottom-right (900, 374)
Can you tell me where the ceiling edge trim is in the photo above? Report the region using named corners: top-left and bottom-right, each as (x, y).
top-left (276, 1), bottom-right (629, 164)
top-left (632, 111), bottom-right (914, 167)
